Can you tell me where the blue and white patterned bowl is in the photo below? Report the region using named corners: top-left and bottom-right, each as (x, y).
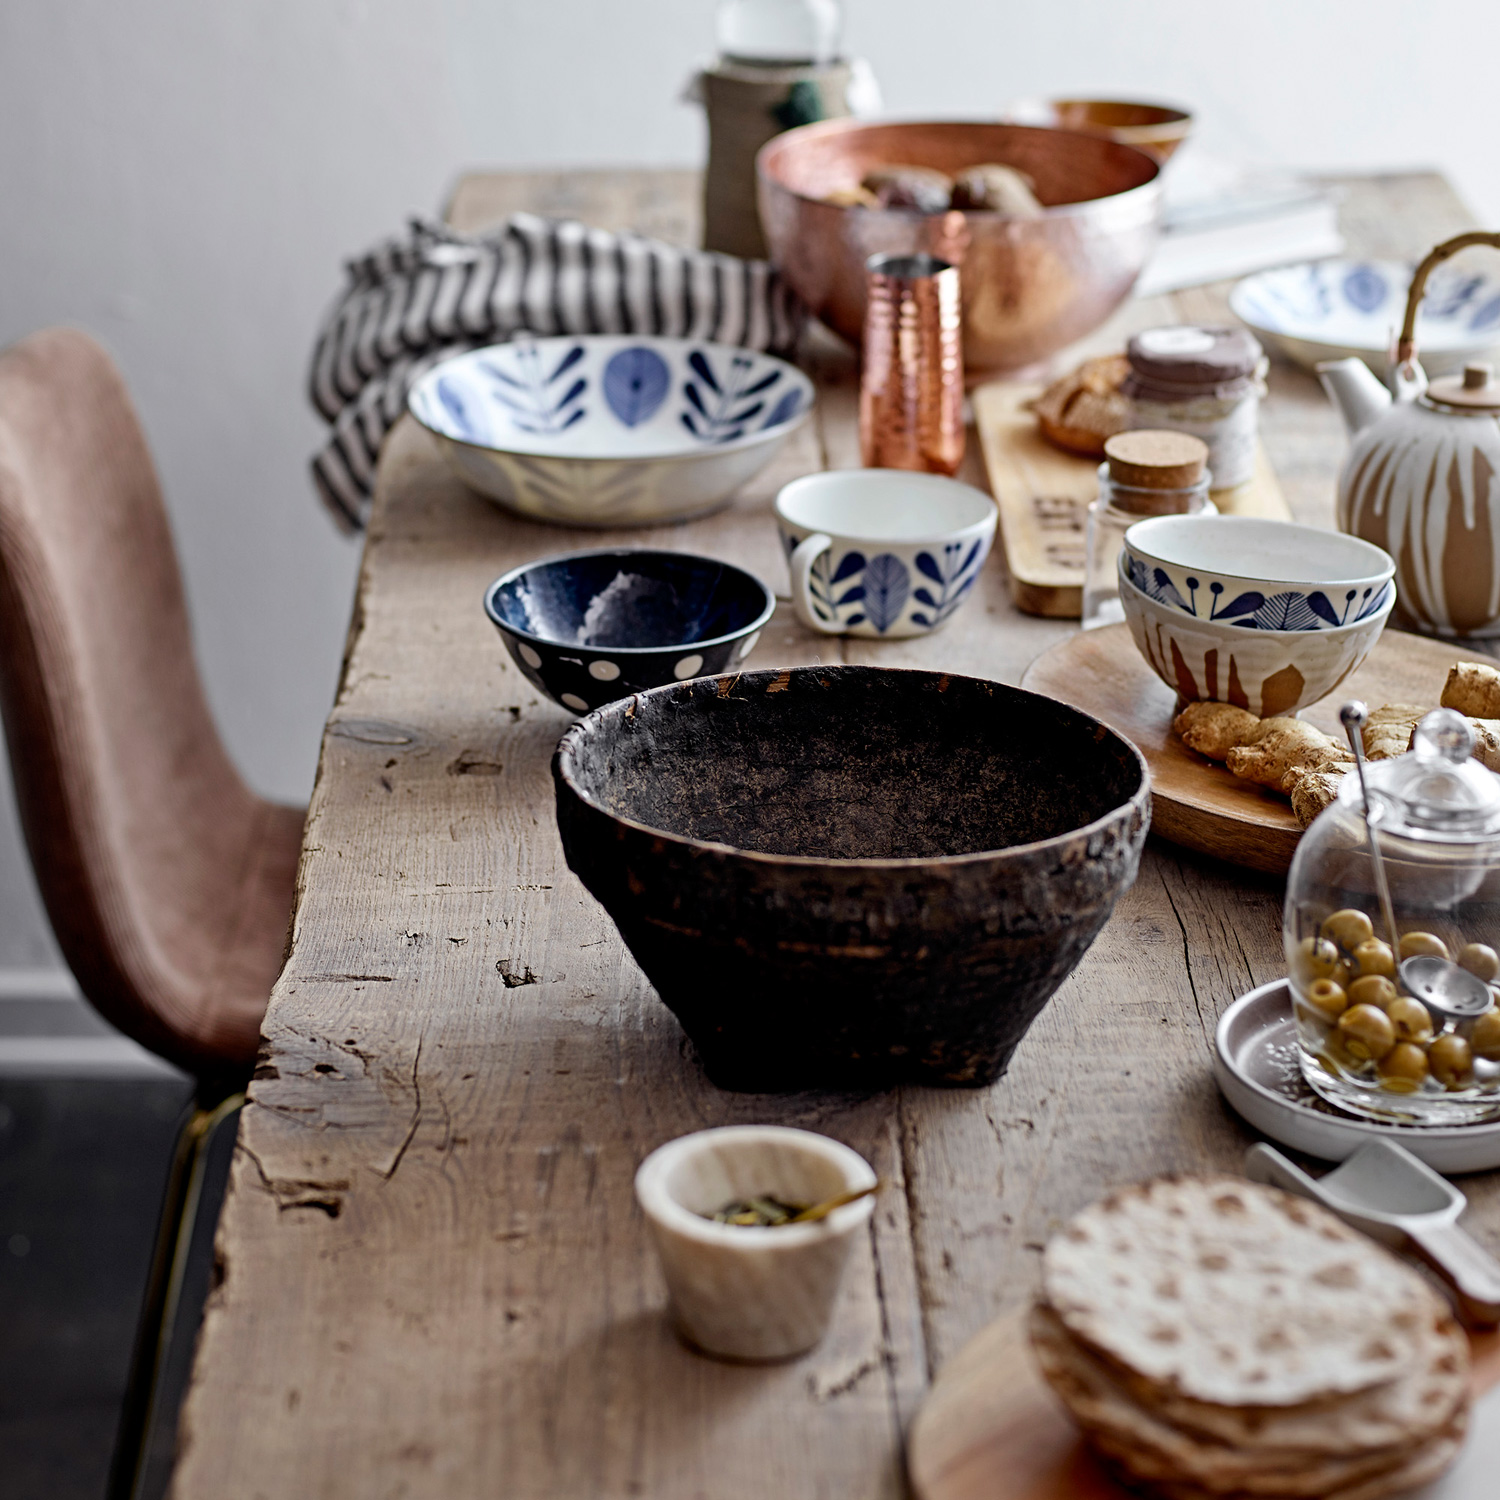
top-left (483, 549), bottom-right (775, 715)
top-left (411, 335), bottom-right (815, 527)
top-left (1118, 555), bottom-right (1393, 717)
top-left (1230, 259), bottom-right (1500, 375)
top-left (1123, 515), bottom-right (1395, 632)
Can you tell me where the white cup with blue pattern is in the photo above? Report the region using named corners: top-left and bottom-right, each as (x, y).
top-left (774, 471), bottom-right (997, 639)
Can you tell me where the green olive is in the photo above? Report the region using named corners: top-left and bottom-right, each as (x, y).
top-left (1348, 975), bottom-right (1398, 1012)
top-left (1472, 1009), bottom-right (1500, 1062)
top-left (1353, 939), bottom-right (1396, 979)
top-left (1429, 1033), bottom-right (1474, 1088)
top-left (1293, 936), bottom-right (1341, 983)
top-left (1458, 944), bottom-right (1500, 983)
top-left (1378, 1042), bottom-right (1430, 1090)
top-left (1386, 996), bottom-right (1434, 1044)
top-left (1322, 909), bottom-right (1375, 951)
top-left (1399, 931), bottom-right (1449, 961)
top-left (1302, 978), bottom-right (1349, 1023)
top-left (1338, 1003), bottom-right (1396, 1062)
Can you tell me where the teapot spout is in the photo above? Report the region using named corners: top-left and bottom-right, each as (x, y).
top-left (1316, 357), bottom-right (1392, 438)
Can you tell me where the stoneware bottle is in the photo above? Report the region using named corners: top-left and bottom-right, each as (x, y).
top-left (1319, 231), bottom-right (1500, 638)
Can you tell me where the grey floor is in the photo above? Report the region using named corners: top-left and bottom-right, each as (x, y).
top-left (0, 982), bottom-right (225, 1500)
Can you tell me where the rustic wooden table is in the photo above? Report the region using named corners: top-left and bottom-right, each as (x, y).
top-left (172, 169), bottom-right (1499, 1499)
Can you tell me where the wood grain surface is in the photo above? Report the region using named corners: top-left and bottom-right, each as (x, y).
top-left (1022, 624), bottom-right (1472, 875)
top-left (169, 169), bottom-right (1500, 1500)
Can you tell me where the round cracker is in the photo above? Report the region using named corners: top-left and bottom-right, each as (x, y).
top-left (1042, 1176), bottom-right (1446, 1408)
top-left (1029, 1304), bottom-right (1436, 1496)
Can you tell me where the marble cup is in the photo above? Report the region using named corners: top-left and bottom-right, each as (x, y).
top-left (774, 469), bottom-right (996, 638)
top-left (634, 1126), bottom-right (877, 1362)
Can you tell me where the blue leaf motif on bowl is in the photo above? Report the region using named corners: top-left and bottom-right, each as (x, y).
top-left (1342, 265), bottom-right (1387, 315)
top-left (602, 346), bottom-right (670, 427)
top-left (437, 376), bottom-right (481, 443)
top-left (909, 538), bottom-right (986, 628)
top-left (762, 388), bottom-right (802, 430)
top-left (680, 350), bottom-right (780, 444)
top-left (482, 341), bottom-right (587, 435)
top-left (1471, 294), bottom-right (1500, 334)
top-left (863, 553), bottom-right (910, 633)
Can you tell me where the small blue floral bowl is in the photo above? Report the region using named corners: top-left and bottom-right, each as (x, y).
top-left (410, 335), bottom-right (814, 527)
top-left (1123, 515), bottom-right (1395, 632)
top-left (484, 549), bottom-right (775, 715)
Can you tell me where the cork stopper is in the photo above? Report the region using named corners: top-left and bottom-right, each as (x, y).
top-left (1104, 429), bottom-right (1209, 489)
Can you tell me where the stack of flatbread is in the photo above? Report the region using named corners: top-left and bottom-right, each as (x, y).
top-left (1031, 1176), bottom-right (1469, 1499)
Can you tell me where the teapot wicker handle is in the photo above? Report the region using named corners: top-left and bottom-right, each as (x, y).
top-left (1397, 230), bottom-right (1500, 368)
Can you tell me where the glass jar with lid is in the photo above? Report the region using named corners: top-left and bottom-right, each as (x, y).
top-left (1285, 708), bottom-right (1500, 1124)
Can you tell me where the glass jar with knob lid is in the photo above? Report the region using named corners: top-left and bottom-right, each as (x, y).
top-left (1285, 706), bottom-right (1500, 1124)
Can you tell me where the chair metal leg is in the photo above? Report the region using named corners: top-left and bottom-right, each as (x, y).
top-left (107, 1087), bottom-right (244, 1500)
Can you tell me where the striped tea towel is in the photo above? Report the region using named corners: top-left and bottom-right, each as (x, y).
top-left (308, 212), bottom-right (806, 530)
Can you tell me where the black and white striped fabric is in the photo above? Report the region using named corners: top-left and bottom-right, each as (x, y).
top-left (308, 212), bottom-right (806, 531)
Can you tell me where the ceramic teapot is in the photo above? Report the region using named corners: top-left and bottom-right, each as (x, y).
top-left (1319, 231), bottom-right (1500, 638)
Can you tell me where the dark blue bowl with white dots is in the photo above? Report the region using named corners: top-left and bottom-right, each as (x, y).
top-left (484, 549), bottom-right (776, 715)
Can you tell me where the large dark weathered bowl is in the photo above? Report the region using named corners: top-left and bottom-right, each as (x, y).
top-left (552, 667), bottom-right (1150, 1090)
top-left (757, 119), bottom-right (1161, 373)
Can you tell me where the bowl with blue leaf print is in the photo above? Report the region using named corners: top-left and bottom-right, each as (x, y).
top-left (773, 470), bottom-right (997, 639)
top-left (409, 335), bottom-right (814, 527)
top-left (1123, 515), bottom-right (1395, 634)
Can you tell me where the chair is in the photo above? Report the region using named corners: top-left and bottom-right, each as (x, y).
top-left (0, 328), bottom-right (305, 1498)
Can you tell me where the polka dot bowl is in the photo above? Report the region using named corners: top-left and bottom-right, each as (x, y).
top-left (483, 548), bottom-right (775, 715)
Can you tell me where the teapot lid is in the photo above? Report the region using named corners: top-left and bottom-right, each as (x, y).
top-left (1362, 709), bottom-right (1500, 840)
top-left (1425, 362), bottom-right (1500, 412)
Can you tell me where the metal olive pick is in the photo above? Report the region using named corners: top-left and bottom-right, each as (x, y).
top-left (1339, 701), bottom-right (1400, 949)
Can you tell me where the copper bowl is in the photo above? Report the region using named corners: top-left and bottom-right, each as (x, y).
top-left (1005, 98), bottom-right (1194, 162)
top-left (757, 119), bottom-right (1162, 374)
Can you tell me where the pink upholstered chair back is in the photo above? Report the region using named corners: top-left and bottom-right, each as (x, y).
top-left (0, 328), bottom-right (303, 1073)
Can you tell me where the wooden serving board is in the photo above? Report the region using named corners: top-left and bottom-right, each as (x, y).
top-left (1020, 625), bottom-right (1469, 876)
top-left (973, 381), bottom-right (1293, 619)
top-left (907, 1310), bottom-right (1500, 1500)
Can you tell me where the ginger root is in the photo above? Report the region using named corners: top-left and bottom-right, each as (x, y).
top-left (1172, 702), bottom-right (1262, 762)
top-left (1225, 717), bottom-right (1353, 795)
top-left (1288, 765), bottom-right (1351, 827)
top-left (1441, 661), bottom-right (1500, 719)
top-left (1364, 704), bottom-right (1426, 761)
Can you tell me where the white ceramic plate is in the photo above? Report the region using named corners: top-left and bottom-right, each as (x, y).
top-left (1230, 259), bottom-right (1500, 375)
top-left (1214, 980), bottom-right (1500, 1174)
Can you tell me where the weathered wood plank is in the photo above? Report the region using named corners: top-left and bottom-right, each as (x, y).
top-left (173, 167), bottom-right (1500, 1500)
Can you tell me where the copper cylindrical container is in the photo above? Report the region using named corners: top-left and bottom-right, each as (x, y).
top-left (860, 253), bottom-right (964, 474)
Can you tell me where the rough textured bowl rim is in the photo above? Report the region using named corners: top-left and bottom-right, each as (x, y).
top-left (554, 666), bottom-right (1150, 873)
top-left (1117, 556), bottom-right (1396, 638)
top-left (484, 548), bottom-right (776, 656)
top-left (756, 116), bottom-right (1162, 221)
top-left (1124, 515), bottom-right (1396, 591)
top-left (408, 336), bottom-right (815, 463)
top-left (635, 1126), bottom-right (877, 1250)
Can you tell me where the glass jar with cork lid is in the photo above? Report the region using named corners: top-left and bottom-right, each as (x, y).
top-left (1082, 430), bottom-right (1212, 630)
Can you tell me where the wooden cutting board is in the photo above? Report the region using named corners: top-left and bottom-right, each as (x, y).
top-left (907, 1310), bottom-right (1500, 1500)
top-left (1020, 625), bottom-right (1470, 876)
top-left (973, 382), bottom-right (1293, 619)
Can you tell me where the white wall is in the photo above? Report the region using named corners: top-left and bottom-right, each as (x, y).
top-left (0, 0), bottom-right (1496, 972)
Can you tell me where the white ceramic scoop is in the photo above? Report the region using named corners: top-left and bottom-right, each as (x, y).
top-left (1245, 1139), bottom-right (1500, 1326)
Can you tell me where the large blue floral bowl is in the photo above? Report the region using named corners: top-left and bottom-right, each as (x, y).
top-left (409, 335), bottom-right (814, 527)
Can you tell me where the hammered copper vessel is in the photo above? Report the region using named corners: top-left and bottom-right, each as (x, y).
top-left (860, 254), bottom-right (964, 474)
top-left (757, 120), bottom-right (1161, 373)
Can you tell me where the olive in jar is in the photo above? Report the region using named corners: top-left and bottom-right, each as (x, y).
top-left (1337, 1003), bottom-right (1396, 1062)
top-left (1399, 931), bottom-right (1449, 961)
top-left (1472, 1009), bottom-right (1500, 1062)
top-left (1302, 978), bottom-right (1349, 1023)
top-left (1386, 997), bottom-right (1434, 1044)
top-left (1348, 975), bottom-right (1398, 1011)
top-left (1293, 936), bottom-right (1340, 983)
top-left (1353, 939), bottom-right (1396, 979)
top-left (1429, 1034), bottom-right (1474, 1088)
top-left (1458, 943), bottom-right (1500, 983)
top-left (1322, 909), bottom-right (1375, 950)
top-left (1378, 1042), bottom-right (1430, 1089)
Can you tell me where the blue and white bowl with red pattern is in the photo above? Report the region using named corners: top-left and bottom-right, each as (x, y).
top-left (484, 549), bottom-right (775, 715)
top-left (410, 335), bottom-right (814, 527)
